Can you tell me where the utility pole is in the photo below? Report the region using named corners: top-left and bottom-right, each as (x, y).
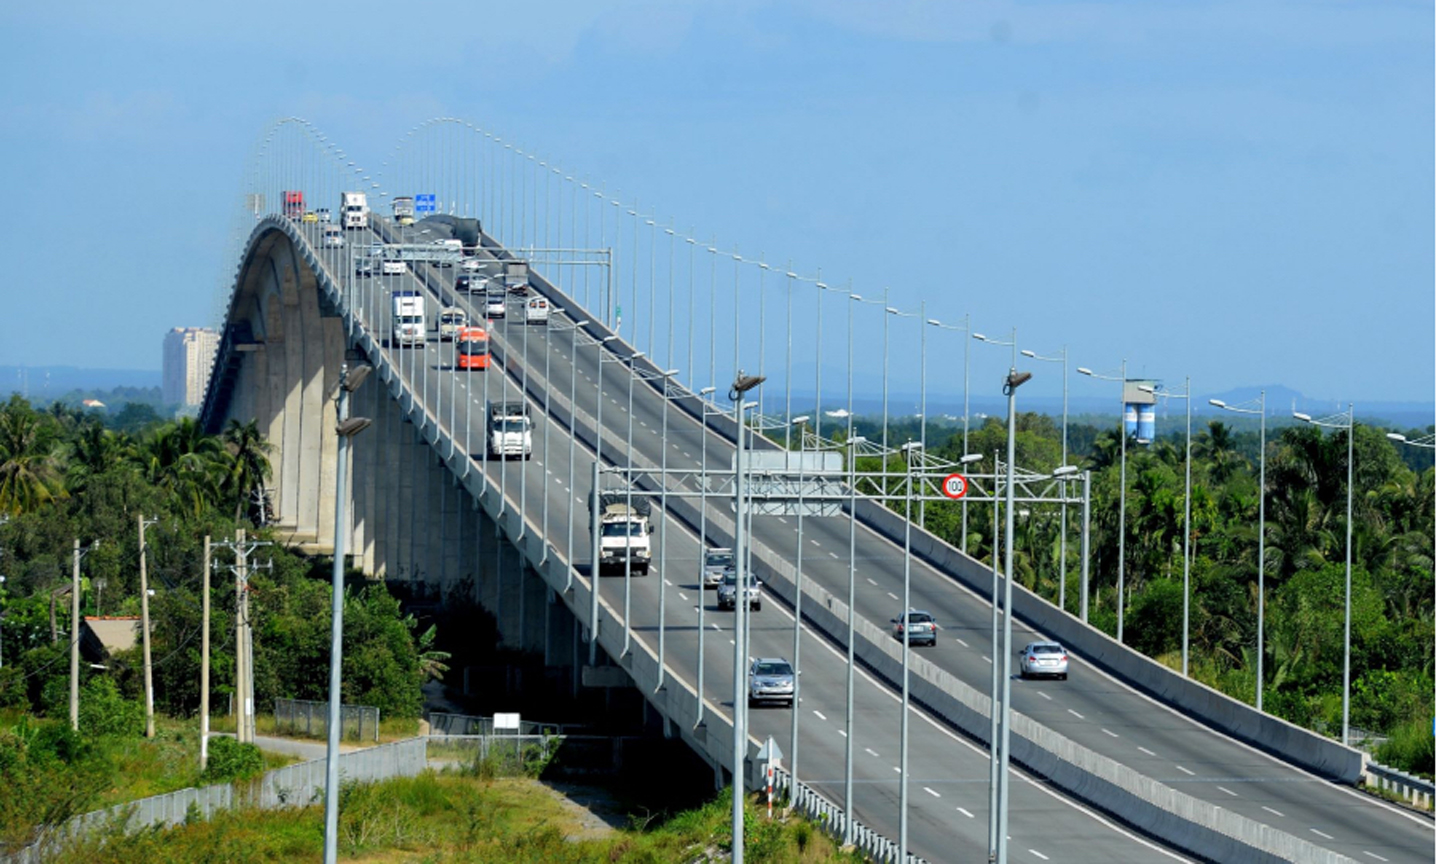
top-left (138, 514), bottom-right (158, 738)
top-left (236, 527), bottom-right (253, 744)
top-left (70, 538), bottom-right (80, 731)
top-left (200, 535), bottom-right (211, 770)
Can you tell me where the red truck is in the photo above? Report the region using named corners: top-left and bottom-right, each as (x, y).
top-left (283, 191), bottom-right (305, 220)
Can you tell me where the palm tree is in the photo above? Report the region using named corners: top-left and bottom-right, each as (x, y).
top-left (223, 419), bottom-right (275, 524)
top-left (139, 418), bottom-right (228, 518)
top-left (0, 396), bottom-right (66, 515)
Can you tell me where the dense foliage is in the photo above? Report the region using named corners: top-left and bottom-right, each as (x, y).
top-left (0, 394), bottom-right (432, 736)
top-left (837, 411), bottom-right (1434, 773)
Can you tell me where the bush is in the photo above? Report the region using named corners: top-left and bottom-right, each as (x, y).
top-left (79, 677), bottom-right (142, 739)
top-left (1375, 717), bottom-right (1436, 780)
top-left (201, 736), bottom-right (264, 783)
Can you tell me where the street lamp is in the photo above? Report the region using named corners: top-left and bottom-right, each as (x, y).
top-left (842, 431), bottom-right (865, 847)
top-left (1077, 361), bottom-right (1130, 642)
top-left (1297, 406), bottom-right (1355, 745)
top-left (324, 361), bottom-right (373, 864)
top-left (1211, 391), bottom-right (1267, 711)
top-left (995, 367), bottom-right (1031, 864)
top-left (1140, 379), bottom-right (1194, 676)
top-left (729, 370), bottom-right (764, 864)
top-left (1021, 346), bottom-right (1070, 611)
top-left (1387, 431), bottom-right (1436, 449)
top-left (788, 412), bottom-right (810, 809)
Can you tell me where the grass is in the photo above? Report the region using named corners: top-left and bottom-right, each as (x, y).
top-left (42, 770), bottom-right (867, 863)
top-left (208, 712), bottom-right (419, 744)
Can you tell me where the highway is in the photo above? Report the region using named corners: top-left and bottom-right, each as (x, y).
top-left (301, 218), bottom-right (1434, 863)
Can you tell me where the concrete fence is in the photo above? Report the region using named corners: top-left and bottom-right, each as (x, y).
top-left (274, 697), bottom-right (380, 743)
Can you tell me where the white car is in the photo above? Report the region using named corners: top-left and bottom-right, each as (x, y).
top-left (483, 291), bottom-right (507, 319)
top-left (703, 548), bottom-right (734, 588)
top-left (459, 257), bottom-right (483, 272)
top-left (525, 296), bottom-right (550, 325)
top-left (381, 260), bottom-right (407, 276)
top-left (1019, 641), bottom-right (1069, 680)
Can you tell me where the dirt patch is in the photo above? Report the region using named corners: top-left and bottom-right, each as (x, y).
top-left (538, 780), bottom-right (630, 841)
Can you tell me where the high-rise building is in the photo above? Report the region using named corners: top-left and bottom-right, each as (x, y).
top-left (162, 327), bottom-right (219, 406)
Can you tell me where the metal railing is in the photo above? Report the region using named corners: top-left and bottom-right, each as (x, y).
top-left (774, 765), bottom-right (925, 864)
top-left (1365, 761), bottom-right (1435, 811)
top-left (275, 697), bottom-right (380, 742)
top-left (426, 710), bottom-right (588, 737)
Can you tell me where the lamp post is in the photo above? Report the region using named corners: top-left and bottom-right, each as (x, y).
top-left (842, 431), bottom-right (865, 847)
top-left (1211, 391), bottom-right (1267, 710)
top-left (137, 514), bottom-right (159, 738)
top-left (1387, 432), bottom-right (1436, 450)
top-left (1298, 406), bottom-right (1355, 745)
top-left (1140, 379), bottom-right (1193, 676)
top-left (995, 367), bottom-right (1032, 864)
top-left (324, 362), bottom-right (373, 864)
top-left (697, 385), bottom-right (719, 726)
top-left (587, 331), bottom-right (619, 664)
top-left (1021, 345), bottom-right (1070, 611)
top-left (927, 317), bottom-right (972, 548)
top-left (788, 412), bottom-right (810, 811)
top-left (729, 371), bottom-right (765, 864)
top-left (1077, 361), bottom-right (1129, 642)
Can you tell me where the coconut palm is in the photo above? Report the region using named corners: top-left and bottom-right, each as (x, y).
top-left (0, 396), bottom-right (66, 515)
top-left (223, 419), bottom-right (275, 524)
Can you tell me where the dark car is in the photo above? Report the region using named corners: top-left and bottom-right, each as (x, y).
top-left (890, 610), bottom-right (937, 646)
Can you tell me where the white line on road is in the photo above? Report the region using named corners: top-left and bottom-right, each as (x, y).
top-left (1136, 746), bottom-right (1156, 756)
top-left (1102, 728), bottom-right (1119, 738)
top-left (1029, 850), bottom-right (1050, 860)
top-left (837, 729), bottom-right (846, 737)
top-left (1216, 786), bottom-right (1237, 796)
top-left (1261, 806), bottom-right (1284, 818)
top-left (711, 623), bottom-right (722, 631)
top-left (923, 787), bottom-right (940, 798)
top-left (865, 748), bottom-right (879, 757)
top-left (893, 766), bottom-right (902, 774)
top-left (677, 592), bottom-right (688, 601)
top-left (1310, 829), bottom-right (1334, 840)
top-left (1175, 765), bottom-right (1194, 776)
top-left (663, 579), bottom-right (672, 586)
top-left (811, 539), bottom-right (821, 547)
top-left (983, 656), bottom-right (992, 664)
top-left (1067, 709), bottom-right (1085, 720)
top-left (956, 807), bottom-right (974, 818)
top-left (955, 638), bottom-right (968, 647)
top-left (1037, 692), bottom-right (1052, 700)
top-left (1362, 852), bottom-right (1390, 861)
top-left (867, 578), bottom-right (878, 586)
top-left (830, 552), bottom-right (839, 558)
top-left (887, 592), bottom-right (898, 600)
top-left (812, 710), bottom-right (827, 721)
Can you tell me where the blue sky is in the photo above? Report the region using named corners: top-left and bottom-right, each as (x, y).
top-left (0, 0), bottom-right (1433, 404)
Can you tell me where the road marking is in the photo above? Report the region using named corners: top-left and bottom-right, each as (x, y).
top-left (812, 710), bottom-right (827, 721)
top-left (983, 656), bottom-right (992, 664)
top-left (956, 807), bottom-right (974, 818)
top-left (677, 592), bottom-right (688, 601)
top-left (811, 539), bottom-right (821, 547)
top-left (887, 592), bottom-right (898, 600)
top-left (1310, 829), bottom-right (1334, 840)
top-left (1216, 786), bottom-right (1237, 796)
top-left (682, 450), bottom-right (691, 458)
top-left (1175, 765), bottom-right (1194, 776)
top-left (1362, 852), bottom-right (1389, 861)
top-left (775, 517), bottom-right (786, 524)
top-left (728, 639), bottom-right (734, 645)
top-left (711, 623), bottom-right (722, 631)
top-left (664, 579), bottom-right (672, 586)
top-left (1067, 709), bottom-right (1085, 720)
top-left (1136, 746), bottom-right (1156, 756)
top-left (1261, 806), bottom-right (1284, 817)
top-left (1102, 728), bottom-right (1119, 738)
top-left (1037, 692), bottom-right (1052, 701)
top-left (866, 578), bottom-right (878, 586)
top-left (829, 552), bottom-right (839, 559)
top-left (923, 787), bottom-right (940, 798)
top-left (837, 729), bottom-right (846, 737)
top-left (1028, 851), bottom-right (1049, 860)
top-left (893, 766), bottom-right (902, 774)
top-left (955, 638), bottom-right (968, 647)
top-left (865, 748), bottom-right (879, 757)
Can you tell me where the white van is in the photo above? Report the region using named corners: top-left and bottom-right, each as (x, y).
top-left (381, 260), bottom-right (407, 276)
top-left (525, 296), bottom-right (551, 325)
top-left (322, 225), bottom-right (345, 247)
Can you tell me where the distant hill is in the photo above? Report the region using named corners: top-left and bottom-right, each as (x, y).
top-left (1, 366), bottom-right (161, 400)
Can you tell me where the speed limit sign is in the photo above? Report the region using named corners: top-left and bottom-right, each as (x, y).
top-left (942, 473), bottom-right (969, 499)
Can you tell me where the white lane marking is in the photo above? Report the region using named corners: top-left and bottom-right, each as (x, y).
top-left (812, 710), bottom-right (827, 721)
top-left (865, 748), bottom-right (880, 757)
top-left (1102, 728), bottom-right (1119, 738)
top-left (1067, 709), bottom-right (1085, 720)
top-left (1362, 852), bottom-right (1390, 861)
top-left (682, 451), bottom-right (691, 458)
top-left (776, 517), bottom-right (786, 524)
top-left (955, 638), bottom-right (968, 647)
top-left (887, 592), bottom-right (898, 600)
top-left (1029, 851), bottom-right (1049, 861)
top-left (663, 579), bottom-right (672, 586)
top-left (923, 787), bottom-right (940, 798)
top-left (1036, 692), bottom-right (1052, 701)
top-left (1261, 806), bottom-right (1284, 817)
top-left (1175, 765), bottom-right (1194, 776)
top-left (956, 807), bottom-right (974, 818)
top-left (1216, 786), bottom-right (1238, 796)
top-left (1136, 746), bottom-right (1156, 756)
top-left (810, 539), bottom-right (821, 547)
top-left (893, 766), bottom-right (902, 774)
top-left (829, 552), bottom-right (839, 559)
top-left (866, 578), bottom-right (878, 586)
top-left (1310, 829), bottom-right (1334, 840)
top-left (710, 623), bottom-right (722, 631)
top-left (983, 656), bottom-right (992, 664)
top-left (728, 639), bottom-right (735, 645)
top-left (837, 729), bottom-right (847, 737)
top-left (678, 592), bottom-right (688, 601)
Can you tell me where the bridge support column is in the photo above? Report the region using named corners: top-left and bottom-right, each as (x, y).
top-left (353, 367), bottom-right (378, 575)
top-left (313, 315), bottom-right (344, 554)
top-left (397, 418), bottom-right (419, 584)
top-left (294, 267), bottom-right (326, 545)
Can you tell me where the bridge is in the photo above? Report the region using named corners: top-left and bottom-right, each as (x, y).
top-left (201, 119), bottom-right (1433, 863)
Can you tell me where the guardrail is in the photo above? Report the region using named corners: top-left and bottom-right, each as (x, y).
top-left (275, 697), bottom-right (380, 742)
top-left (426, 710), bottom-right (589, 736)
top-left (1365, 761), bottom-right (1435, 810)
top-left (774, 765), bottom-right (925, 864)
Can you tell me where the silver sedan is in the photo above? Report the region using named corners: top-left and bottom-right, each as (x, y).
top-left (1019, 641), bottom-right (1069, 680)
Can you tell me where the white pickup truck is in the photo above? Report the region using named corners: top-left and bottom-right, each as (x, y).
top-left (487, 401), bottom-right (533, 460)
top-left (591, 491), bottom-right (653, 575)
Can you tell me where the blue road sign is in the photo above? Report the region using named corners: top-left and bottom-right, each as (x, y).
top-left (415, 193), bottom-right (437, 214)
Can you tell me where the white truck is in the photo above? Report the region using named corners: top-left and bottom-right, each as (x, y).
top-left (391, 291), bottom-right (425, 347)
top-left (487, 401), bottom-right (533, 460)
top-left (392, 196), bottom-right (415, 226)
top-left (340, 191), bottom-right (370, 230)
top-left (591, 491), bottom-right (653, 575)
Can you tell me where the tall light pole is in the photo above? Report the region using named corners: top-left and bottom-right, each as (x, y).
top-left (1077, 361), bottom-right (1129, 641)
top-left (70, 538), bottom-right (100, 731)
top-left (1211, 391), bottom-right (1267, 710)
top-left (1297, 407), bottom-right (1356, 744)
top-left (1141, 379), bottom-right (1193, 675)
top-left (787, 412), bottom-right (809, 811)
top-left (928, 317), bottom-right (972, 550)
top-left (324, 362), bottom-right (373, 864)
top-left (729, 371), bottom-right (764, 864)
top-left (996, 367), bottom-right (1032, 864)
top-left (899, 439), bottom-right (923, 860)
top-left (1387, 431), bottom-right (1436, 450)
top-left (1021, 346), bottom-right (1069, 610)
top-left (138, 514), bottom-right (159, 738)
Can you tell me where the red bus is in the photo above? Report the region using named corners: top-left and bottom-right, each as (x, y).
top-left (456, 326), bottom-right (490, 370)
top-left (283, 191), bottom-right (305, 220)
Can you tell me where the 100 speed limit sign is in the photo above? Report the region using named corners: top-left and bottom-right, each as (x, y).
top-left (942, 473), bottom-right (969, 499)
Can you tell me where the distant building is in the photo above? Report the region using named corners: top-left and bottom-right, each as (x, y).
top-left (162, 327), bottom-right (219, 407)
top-left (81, 398), bottom-right (106, 409)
